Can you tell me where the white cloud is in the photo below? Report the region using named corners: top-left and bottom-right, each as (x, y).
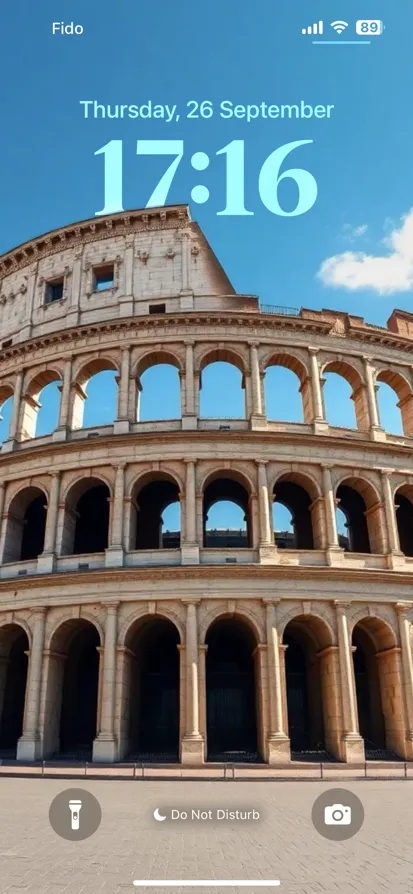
top-left (341, 223), bottom-right (368, 241)
top-left (318, 209), bottom-right (413, 294)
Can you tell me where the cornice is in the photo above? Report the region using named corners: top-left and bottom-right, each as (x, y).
top-left (0, 205), bottom-right (191, 277)
top-left (1, 562), bottom-right (413, 598)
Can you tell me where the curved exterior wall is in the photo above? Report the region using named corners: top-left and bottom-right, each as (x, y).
top-left (1, 204), bottom-right (413, 766)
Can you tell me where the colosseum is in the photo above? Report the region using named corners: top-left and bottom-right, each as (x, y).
top-left (1, 203), bottom-right (413, 769)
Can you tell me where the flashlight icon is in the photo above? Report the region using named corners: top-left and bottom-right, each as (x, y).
top-left (68, 799), bottom-right (82, 830)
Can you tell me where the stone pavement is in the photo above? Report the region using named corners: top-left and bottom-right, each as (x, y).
top-left (0, 778), bottom-right (411, 893)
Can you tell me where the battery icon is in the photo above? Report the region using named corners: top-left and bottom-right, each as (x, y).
top-left (356, 20), bottom-right (384, 35)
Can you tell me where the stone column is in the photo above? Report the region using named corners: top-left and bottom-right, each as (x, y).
top-left (249, 342), bottom-right (265, 427)
top-left (54, 357), bottom-right (72, 441)
top-left (180, 230), bottom-right (193, 307)
top-left (93, 602), bottom-right (119, 762)
top-left (2, 370), bottom-right (24, 451)
top-left (105, 464), bottom-right (125, 567)
top-left (334, 601), bottom-right (365, 762)
top-left (114, 347), bottom-right (132, 434)
top-left (381, 469), bottom-right (401, 554)
top-left (322, 465), bottom-right (342, 565)
top-left (182, 341), bottom-right (197, 429)
top-left (182, 459), bottom-right (199, 564)
top-left (17, 607), bottom-right (46, 760)
top-left (38, 473), bottom-right (61, 573)
top-left (257, 462), bottom-right (272, 545)
top-left (363, 356), bottom-right (384, 439)
top-left (265, 601), bottom-right (290, 762)
top-left (308, 348), bottom-right (326, 424)
top-left (181, 599), bottom-right (204, 765)
top-left (396, 604), bottom-right (413, 757)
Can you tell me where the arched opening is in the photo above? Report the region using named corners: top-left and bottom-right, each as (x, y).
top-left (323, 371), bottom-right (357, 429)
top-left (131, 475), bottom-right (181, 550)
top-left (0, 388), bottom-right (13, 444)
top-left (71, 360), bottom-right (119, 430)
top-left (200, 359), bottom-right (245, 419)
top-left (44, 620), bottom-right (100, 759)
top-left (336, 478), bottom-right (383, 554)
top-left (124, 617), bottom-right (180, 761)
top-left (376, 370), bottom-right (413, 436)
top-left (0, 625), bottom-right (29, 756)
top-left (205, 617), bottom-right (260, 762)
top-left (61, 478), bottom-right (110, 555)
top-left (284, 616), bottom-right (338, 759)
top-left (203, 476), bottom-right (251, 548)
top-left (352, 618), bottom-right (402, 759)
top-left (264, 362), bottom-right (304, 423)
top-left (138, 363), bottom-right (181, 421)
top-left (395, 486), bottom-right (413, 556)
top-left (3, 486), bottom-right (47, 563)
top-left (272, 479), bottom-right (314, 549)
top-left (20, 371), bottom-right (62, 440)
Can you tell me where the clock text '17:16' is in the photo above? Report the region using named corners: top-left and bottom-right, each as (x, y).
top-left (95, 139), bottom-right (318, 217)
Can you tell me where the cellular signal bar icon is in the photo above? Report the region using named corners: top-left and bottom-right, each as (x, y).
top-left (302, 21), bottom-right (323, 35)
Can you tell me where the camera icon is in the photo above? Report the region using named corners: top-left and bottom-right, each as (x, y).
top-left (324, 804), bottom-right (352, 826)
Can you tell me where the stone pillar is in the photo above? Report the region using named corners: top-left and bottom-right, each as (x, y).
top-left (322, 465), bottom-right (342, 565)
top-left (38, 473), bottom-right (61, 573)
top-left (105, 464), bottom-right (125, 567)
top-left (114, 347), bottom-right (132, 434)
top-left (182, 459), bottom-right (199, 565)
top-left (54, 358), bottom-right (72, 441)
top-left (180, 230), bottom-right (193, 307)
top-left (334, 601), bottom-right (365, 762)
top-left (396, 604), bottom-right (413, 758)
top-left (308, 348), bottom-right (326, 429)
top-left (181, 599), bottom-right (204, 765)
top-left (182, 341), bottom-right (197, 429)
top-left (265, 602), bottom-right (290, 762)
top-left (381, 469), bottom-right (402, 556)
top-left (17, 607), bottom-right (46, 760)
top-left (257, 462), bottom-right (276, 562)
top-left (363, 356), bottom-right (385, 440)
top-left (249, 342), bottom-right (266, 428)
top-left (93, 602), bottom-right (119, 762)
top-left (2, 370), bottom-right (24, 451)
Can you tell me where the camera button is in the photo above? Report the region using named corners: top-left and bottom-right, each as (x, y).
top-left (311, 788), bottom-right (364, 841)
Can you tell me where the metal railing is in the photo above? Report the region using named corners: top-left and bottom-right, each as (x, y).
top-left (259, 304), bottom-right (300, 316)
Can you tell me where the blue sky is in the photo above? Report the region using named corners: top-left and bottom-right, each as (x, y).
top-left (0, 0), bottom-right (411, 535)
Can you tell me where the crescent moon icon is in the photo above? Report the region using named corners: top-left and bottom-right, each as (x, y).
top-left (154, 807), bottom-right (167, 822)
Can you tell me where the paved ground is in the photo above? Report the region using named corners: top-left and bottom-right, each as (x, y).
top-left (0, 778), bottom-right (411, 893)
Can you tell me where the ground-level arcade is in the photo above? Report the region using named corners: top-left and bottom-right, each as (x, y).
top-left (1, 592), bottom-right (413, 766)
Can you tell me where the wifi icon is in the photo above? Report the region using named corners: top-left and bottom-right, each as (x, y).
top-left (330, 20), bottom-right (348, 34)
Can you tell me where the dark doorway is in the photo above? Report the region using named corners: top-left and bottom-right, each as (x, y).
top-left (206, 619), bottom-right (259, 761)
top-left (203, 478), bottom-right (251, 548)
top-left (20, 495), bottom-right (46, 560)
top-left (128, 619), bottom-right (180, 760)
top-left (284, 624), bottom-right (326, 758)
top-left (273, 481), bottom-right (314, 549)
top-left (134, 480), bottom-right (180, 550)
top-left (352, 628), bottom-right (385, 756)
top-left (395, 492), bottom-right (413, 557)
top-left (0, 628), bottom-right (29, 755)
top-left (59, 624), bottom-right (100, 757)
top-left (336, 485), bottom-right (370, 553)
top-left (285, 638), bottom-right (310, 751)
top-left (73, 485), bottom-right (109, 554)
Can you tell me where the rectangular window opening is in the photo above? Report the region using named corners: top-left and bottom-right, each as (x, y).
top-left (45, 278), bottom-right (64, 304)
top-left (93, 264), bottom-right (115, 292)
top-left (149, 303), bottom-right (166, 315)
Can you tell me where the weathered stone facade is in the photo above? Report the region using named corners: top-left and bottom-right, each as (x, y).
top-left (1, 205), bottom-right (413, 767)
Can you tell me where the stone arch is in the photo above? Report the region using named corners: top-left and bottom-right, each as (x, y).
top-left (71, 356), bottom-right (120, 430)
top-left (43, 617), bottom-right (102, 758)
top-left (60, 475), bottom-right (111, 556)
top-left (3, 484), bottom-right (49, 563)
top-left (119, 613), bottom-right (182, 760)
top-left (375, 368), bottom-right (413, 436)
top-left (128, 470), bottom-right (182, 551)
top-left (282, 612), bottom-right (339, 758)
top-left (321, 358), bottom-right (366, 430)
top-left (0, 618), bottom-right (32, 652)
top-left (202, 467), bottom-right (255, 549)
top-left (200, 606), bottom-right (264, 646)
top-left (0, 622), bottom-right (30, 755)
top-left (60, 470), bottom-right (114, 504)
top-left (279, 607), bottom-right (336, 645)
top-left (200, 464), bottom-right (255, 496)
top-left (334, 474), bottom-right (384, 554)
top-left (263, 351), bottom-right (310, 424)
top-left (198, 346), bottom-right (247, 375)
top-left (133, 349), bottom-right (183, 378)
top-left (272, 471), bottom-right (322, 550)
top-left (394, 483), bottom-right (413, 557)
top-left (351, 614), bottom-right (403, 758)
top-left (20, 368), bottom-right (63, 440)
top-left (127, 466), bottom-right (184, 500)
top-left (118, 607), bottom-right (185, 648)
